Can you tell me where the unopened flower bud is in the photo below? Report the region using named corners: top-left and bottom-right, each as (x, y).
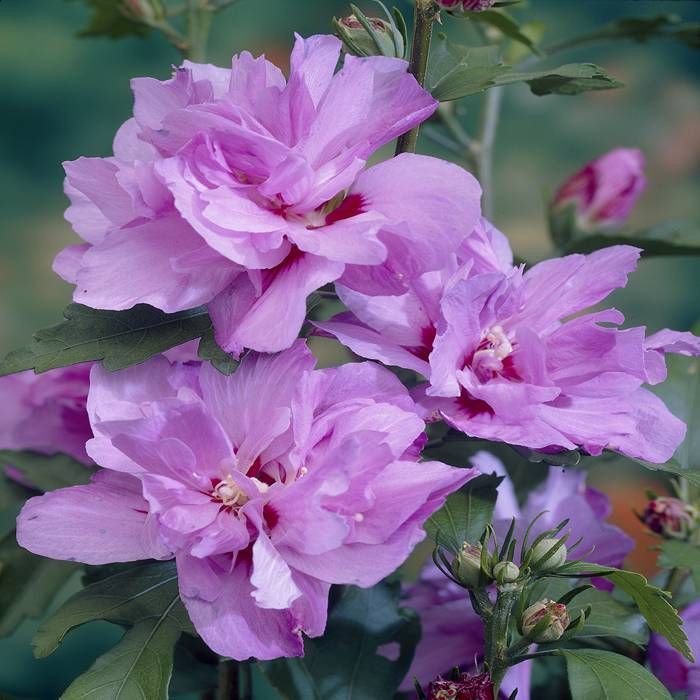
top-left (334, 14), bottom-right (403, 58)
top-left (522, 600), bottom-right (570, 642)
top-left (435, 0), bottom-right (497, 13)
top-left (453, 542), bottom-right (484, 588)
top-left (119, 0), bottom-right (166, 22)
top-left (493, 561), bottom-right (519, 584)
top-left (530, 538), bottom-right (567, 571)
top-left (642, 497), bottom-right (698, 540)
top-left (551, 148), bottom-right (646, 230)
top-left (427, 672), bottom-right (494, 700)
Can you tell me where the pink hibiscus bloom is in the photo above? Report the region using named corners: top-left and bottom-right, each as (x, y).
top-left (55, 34), bottom-right (481, 356)
top-left (318, 231), bottom-right (700, 462)
top-left (17, 342), bottom-right (473, 660)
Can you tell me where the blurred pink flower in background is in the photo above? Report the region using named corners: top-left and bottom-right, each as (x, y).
top-left (552, 148), bottom-right (646, 229)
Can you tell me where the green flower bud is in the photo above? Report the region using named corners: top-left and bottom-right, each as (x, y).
top-left (522, 599), bottom-right (570, 642)
top-left (530, 538), bottom-right (567, 571)
top-left (333, 13), bottom-right (404, 58)
top-left (453, 542), bottom-right (484, 588)
top-left (493, 561), bottom-right (520, 584)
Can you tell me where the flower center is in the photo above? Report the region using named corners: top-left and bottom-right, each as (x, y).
top-left (469, 325), bottom-right (515, 382)
top-left (211, 474), bottom-right (249, 508)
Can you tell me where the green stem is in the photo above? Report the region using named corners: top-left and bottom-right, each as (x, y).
top-left (217, 659), bottom-right (238, 700)
top-left (437, 105), bottom-right (479, 173)
top-left (186, 0), bottom-right (213, 62)
top-left (477, 85), bottom-right (503, 220)
top-left (395, 0), bottom-right (436, 155)
top-left (665, 566), bottom-right (689, 600)
top-left (485, 586), bottom-right (521, 696)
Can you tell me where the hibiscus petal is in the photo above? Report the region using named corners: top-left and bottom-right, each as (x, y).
top-left (16, 471), bottom-right (167, 564)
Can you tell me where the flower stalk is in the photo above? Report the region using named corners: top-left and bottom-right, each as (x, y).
top-left (484, 585), bottom-right (521, 695)
top-left (395, 0), bottom-right (437, 155)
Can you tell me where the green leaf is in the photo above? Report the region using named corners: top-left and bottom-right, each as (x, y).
top-left (555, 562), bottom-right (692, 661)
top-left (659, 540), bottom-right (700, 591)
top-left (66, 0), bottom-right (150, 39)
top-left (516, 63), bottom-right (623, 97)
top-left (554, 14), bottom-right (700, 52)
top-left (0, 531), bottom-right (77, 637)
top-left (34, 560), bottom-right (190, 658)
top-left (39, 561), bottom-right (192, 700)
top-left (560, 220), bottom-right (700, 258)
top-left (0, 451), bottom-right (90, 492)
top-left (463, 10), bottom-right (543, 56)
top-left (197, 328), bottom-right (240, 376)
top-left (260, 581), bottom-right (420, 700)
top-left (651, 334), bottom-right (700, 472)
top-left (425, 472), bottom-right (502, 553)
top-left (430, 39), bottom-right (621, 101)
top-left (558, 648), bottom-right (672, 700)
top-left (0, 303), bottom-right (212, 376)
top-left (61, 615), bottom-right (181, 700)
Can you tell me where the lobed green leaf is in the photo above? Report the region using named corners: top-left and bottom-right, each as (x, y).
top-left (0, 303), bottom-right (212, 376)
top-left (559, 648), bottom-right (672, 700)
top-left (555, 562), bottom-right (692, 661)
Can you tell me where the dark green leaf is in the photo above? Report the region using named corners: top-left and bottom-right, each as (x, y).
top-left (627, 457), bottom-right (700, 487)
top-left (553, 15), bottom-right (700, 52)
top-left (0, 303), bottom-right (212, 376)
top-left (560, 221), bottom-right (700, 258)
top-left (425, 473), bottom-right (503, 553)
top-left (463, 10), bottom-right (542, 56)
top-left (517, 63), bottom-right (623, 97)
top-left (197, 328), bottom-right (240, 376)
top-left (555, 562), bottom-right (692, 661)
top-left (559, 648), bottom-right (671, 700)
top-left (39, 561), bottom-right (191, 700)
top-left (0, 451), bottom-right (91, 492)
top-left (260, 581), bottom-right (420, 700)
top-left (0, 531), bottom-right (76, 637)
top-left (61, 615), bottom-right (181, 700)
top-left (34, 560), bottom-right (190, 658)
top-left (659, 540), bottom-right (700, 591)
top-left (430, 35), bottom-right (620, 101)
top-left (66, 0), bottom-right (150, 39)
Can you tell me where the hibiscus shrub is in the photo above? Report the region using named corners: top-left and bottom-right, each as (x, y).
top-left (1, 1), bottom-right (700, 699)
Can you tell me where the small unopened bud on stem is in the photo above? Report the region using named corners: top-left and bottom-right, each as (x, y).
top-left (522, 599), bottom-right (570, 643)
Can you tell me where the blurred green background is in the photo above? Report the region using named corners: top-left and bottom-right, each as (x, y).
top-left (0, 0), bottom-right (699, 696)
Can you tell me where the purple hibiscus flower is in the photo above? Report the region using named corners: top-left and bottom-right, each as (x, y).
top-left (317, 225), bottom-right (700, 462)
top-left (55, 34), bottom-right (481, 356)
top-left (650, 600), bottom-right (700, 697)
top-left (17, 341), bottom-right (474, 660)
top-left (402, 452), bottom-right (634, 698)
